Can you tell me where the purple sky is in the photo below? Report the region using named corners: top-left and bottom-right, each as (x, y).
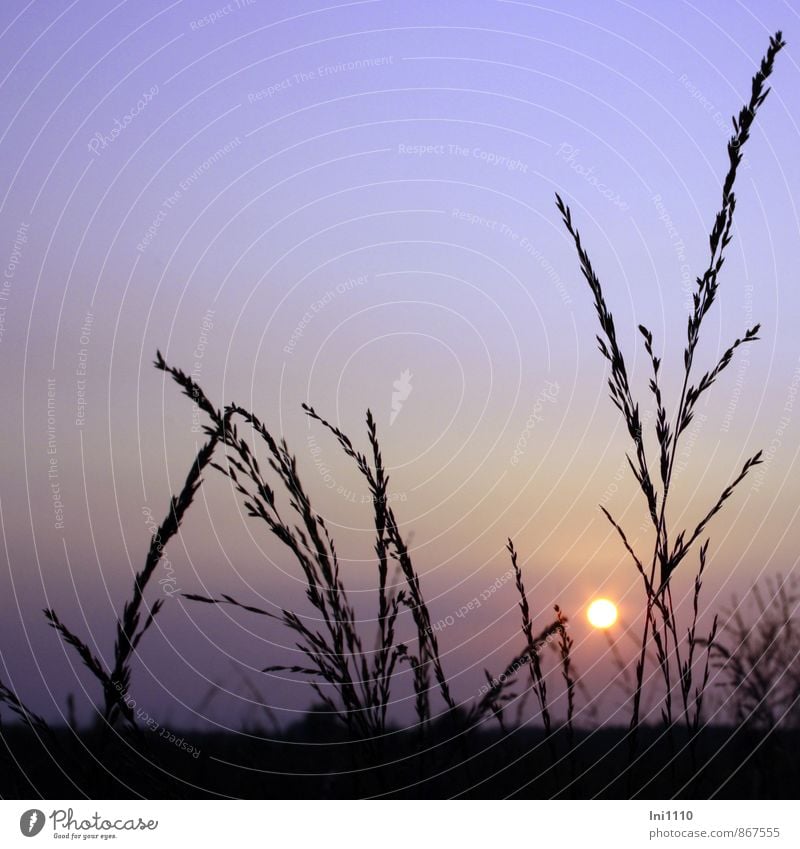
top-left (1, 0), bottom-right (799, 732)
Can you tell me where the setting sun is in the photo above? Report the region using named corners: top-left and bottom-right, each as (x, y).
top-left (587, 599), bottom-right (618, 629)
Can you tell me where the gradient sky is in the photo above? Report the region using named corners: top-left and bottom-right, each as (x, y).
top-left (1, 0), bottom-right (799, 733)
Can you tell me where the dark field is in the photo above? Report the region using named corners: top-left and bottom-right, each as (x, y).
top-left (3, 719), bottom-right (798, 799)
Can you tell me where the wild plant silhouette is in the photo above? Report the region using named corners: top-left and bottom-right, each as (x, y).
top-left (0, 31), bottom-right (791, 800)
top-left (556, 30), bottom-right (784, 781)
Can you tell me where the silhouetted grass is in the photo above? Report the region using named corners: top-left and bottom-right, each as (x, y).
top-left (712, 574), bottom-right (800, 731)
top-left (40, 427), bottom-right (220, 734)
top-left (556, 31), bottom-right (785, 778)
top-left (155, 354), bottom-right (568, 750)
top-left (0, 30), bottom-right (789, 801)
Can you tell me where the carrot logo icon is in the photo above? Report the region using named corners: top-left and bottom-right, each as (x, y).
top-left (19, 809), bottom-right (45, 837)
top-left (390, 369), bottom-right (413, 425)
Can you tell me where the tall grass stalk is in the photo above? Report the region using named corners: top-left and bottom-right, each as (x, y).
top-left (556, 31), bottom-right (784, 773)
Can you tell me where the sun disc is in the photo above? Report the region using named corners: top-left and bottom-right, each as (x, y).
top-left (587, 598), bottom-right (617, 629)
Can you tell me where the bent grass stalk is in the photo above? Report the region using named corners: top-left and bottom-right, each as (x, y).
top-left (44, 423), bottom-right (220, 732)
top-left (2, 344), bottom-right (573, 795)
top-left (159, 354), bottom-right (570, 752)
top-left (161, 353), bottom-right (452, 741)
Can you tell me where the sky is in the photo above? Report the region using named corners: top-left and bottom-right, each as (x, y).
top-left (1, 0), bottom-right (799, 733)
